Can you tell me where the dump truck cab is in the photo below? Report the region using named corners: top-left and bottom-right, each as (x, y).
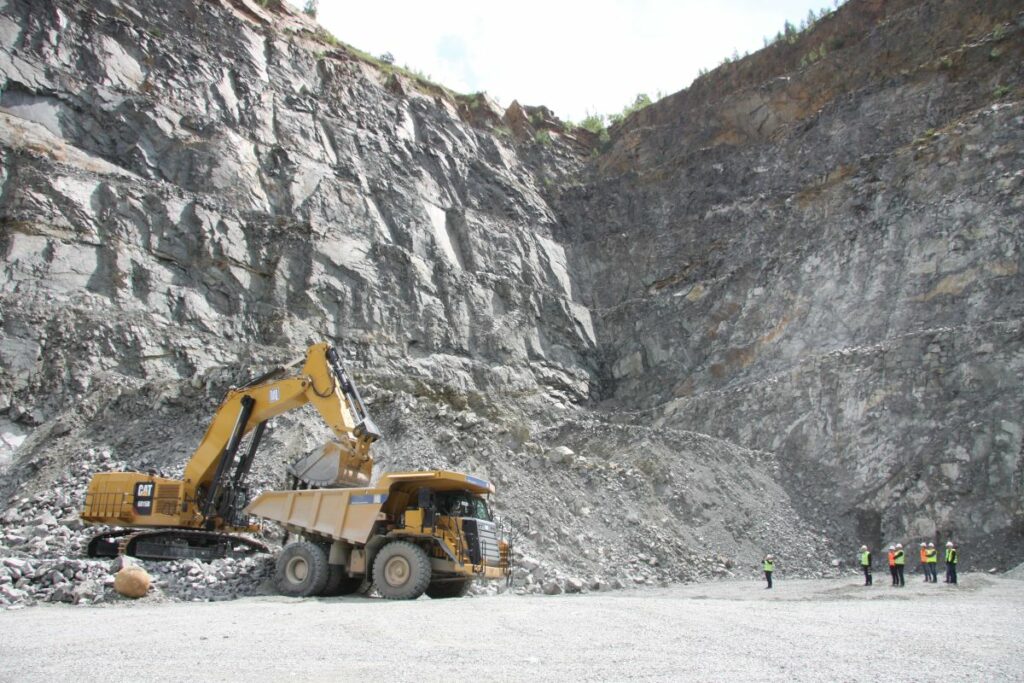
top-left (245, 471), bottom-right (511, 599)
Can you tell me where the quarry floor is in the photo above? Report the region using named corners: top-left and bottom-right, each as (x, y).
top-left (1, 574), bottom-right (1022, 682)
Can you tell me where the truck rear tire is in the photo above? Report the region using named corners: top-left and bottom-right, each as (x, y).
top-left (321, 565), bottom-right (364, 596)
top-left (425, 578), bottom-right (473, 599)
top-left (274, 541), bottom-right (329, 597)
top-left (372, 541), bottom-right (431, 600)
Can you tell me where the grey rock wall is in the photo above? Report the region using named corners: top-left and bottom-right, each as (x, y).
top-left (0, 0), bottom-right (596, 432)
top-left (0, 0), bottom-right (825, 596)
top-left (0, 0), bottom-right (1021, 591)
top-left (555, 1), bottom-right (1024, 560)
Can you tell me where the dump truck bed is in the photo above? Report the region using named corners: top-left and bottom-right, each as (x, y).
top-left (244, 470), bottom-right (494, 544)
top-left (245, 487), bottom-right (385, 544)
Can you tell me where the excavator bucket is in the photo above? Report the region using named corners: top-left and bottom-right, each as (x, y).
top-left (288, 441), bottom-right (372, 488)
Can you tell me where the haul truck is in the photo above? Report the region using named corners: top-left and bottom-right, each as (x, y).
top-left (246, 470), bottom-right (511, 599)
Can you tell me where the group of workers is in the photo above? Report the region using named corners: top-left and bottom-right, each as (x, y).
top-left (760, 542), bottom-right (960, 589)
top-left (858, 541), bottom-right (959, 587)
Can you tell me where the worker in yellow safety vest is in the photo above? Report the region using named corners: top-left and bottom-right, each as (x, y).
top-left (763, 554), bottom-right (774, 589)
top-left (925, 542), bottom-right (938, 583)
top-left (893, 543), bottom-right (906, 587)
top-left (944, 541), bottom-right (958, 584)
top-left (858, 545), bottom-right (872, 586)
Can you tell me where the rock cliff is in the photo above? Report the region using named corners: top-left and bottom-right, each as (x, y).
top-left (555, 0), bottom-right (1023, 564)
top-left (0, 0), bottom-right (1020, 600)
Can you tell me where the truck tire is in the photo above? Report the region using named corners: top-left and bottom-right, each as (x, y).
top-left (321, 565), bottom-right (364, 596)
top-left (274, 541), bottom-right (329, 597)
top-left (425, 578), bottom-right (473, 599)
top-left (372, 541), bottom-right (431, 600)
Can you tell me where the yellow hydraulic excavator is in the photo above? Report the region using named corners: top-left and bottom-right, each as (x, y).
top-left (81, 343), bottom-right (380, 560)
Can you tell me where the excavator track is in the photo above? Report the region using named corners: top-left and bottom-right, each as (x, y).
top-left (87, 529), bottom-right (135, 558)
top-left (87, 529), bottom-right (269, 561)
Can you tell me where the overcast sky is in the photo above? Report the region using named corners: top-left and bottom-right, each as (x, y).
top-left (312, 1), bottom-right (840, 122)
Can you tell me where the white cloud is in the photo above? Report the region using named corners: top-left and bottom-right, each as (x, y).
top-left (314, 0), bottom-right (838, 121)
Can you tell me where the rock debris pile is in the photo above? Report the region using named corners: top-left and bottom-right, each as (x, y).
top-left (0, 447), bottom-right (275, 608)
top-left (362, 398), bottom-right (845, 594)
top-left (0, 380), bottom-right (841, 608)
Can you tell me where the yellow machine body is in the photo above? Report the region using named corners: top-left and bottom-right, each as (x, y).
top-left (81, 472), bottom-right (193, 527)
top-left (81, 343), bottom-right (378, 533)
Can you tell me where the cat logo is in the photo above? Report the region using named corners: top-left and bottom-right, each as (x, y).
top-left (133, 482), bottom-right (155, 515)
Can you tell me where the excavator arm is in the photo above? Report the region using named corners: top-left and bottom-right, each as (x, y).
top-left (82, 343), bottom-right (380, 536)
top-left (183, 343), bottom-right (380, 526)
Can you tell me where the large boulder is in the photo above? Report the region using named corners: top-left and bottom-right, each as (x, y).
top-left (113, 566), bottom-right (151, 598)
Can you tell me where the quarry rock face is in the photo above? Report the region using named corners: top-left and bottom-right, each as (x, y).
top-left (0, 0), bottom-right (596, 423)
top-left (0, 0), bottom-right (1021, 606)
top-left (554, 0), bottom-right (1024, 559)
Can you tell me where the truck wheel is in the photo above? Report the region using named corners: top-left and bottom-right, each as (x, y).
top-left (321, 565), bottom-right (364, 596)
top-left (425, 578), bottom-right (473, 599)
top-left (372, 541), bottom-right (431, 600)
top-left (274, 541), bottom-right (329, 598)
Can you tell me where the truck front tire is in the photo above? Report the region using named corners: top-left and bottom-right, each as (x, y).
top-left (372, 541), bottom-right (431, 600)
top-left (274, 541), bottom-right (329, 597)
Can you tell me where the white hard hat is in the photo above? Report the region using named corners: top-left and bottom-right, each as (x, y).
top-left (928, 542), bottom-right (935, 548)
top-left (860, 545), bottom-right (867, 551)
top-left (888, 545), bottom-right (894, 550)
top-left (895, 543), bottom-right (903, 549)
top-left (946, 541), bottom-right (954, 547)
top-left (920, 542), bottom-right (927, 547)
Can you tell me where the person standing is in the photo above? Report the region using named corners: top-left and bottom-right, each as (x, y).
top-left (919, 542), bottom-right (929, 581)
top-left (887, 545), bottom-right (897, 586)
top-left (859, 545), bottom-right (872, 585)
top-left (926, 542), bottom-right (938, 582)
top-left (894, 543), bottom-right (906, 587)
top-left (945, 541), bottom-right (958, 584)
top-left (763, 554), bottom-right (775, 589)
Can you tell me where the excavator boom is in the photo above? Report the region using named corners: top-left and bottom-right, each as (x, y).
top-left (182, 345), bottom-right (377, 508)
top-left (81, 343), bottom-right (380, 558)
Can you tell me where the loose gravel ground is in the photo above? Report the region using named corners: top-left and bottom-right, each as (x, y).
top-left (1, 574), bottom-right (1021, 682)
